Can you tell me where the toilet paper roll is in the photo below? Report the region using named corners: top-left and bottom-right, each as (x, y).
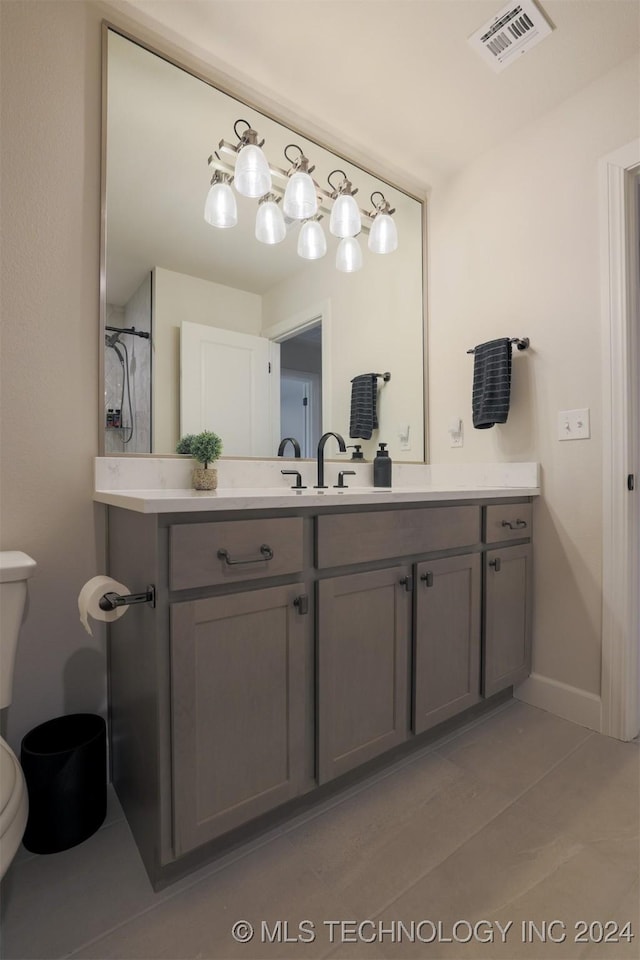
top-left (78, 575), bottom-right (131, 636)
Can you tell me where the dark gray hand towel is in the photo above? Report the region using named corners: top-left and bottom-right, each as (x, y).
top-left (349, 374), bottom-right (378, 439)
top-left (472, 338), bottom-right (512, 429)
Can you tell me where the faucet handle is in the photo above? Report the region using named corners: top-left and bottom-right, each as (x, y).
top-left (334, 470), bottom-right (356, 489)
top-left (281, 470), bottom-right (307, 489)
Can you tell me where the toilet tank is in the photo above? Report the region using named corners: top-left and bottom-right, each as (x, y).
top-left (0, 552), bottom-right (36, 709)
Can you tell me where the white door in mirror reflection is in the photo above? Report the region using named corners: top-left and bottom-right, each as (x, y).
top-left (180, 321), bottom-right (280, 457)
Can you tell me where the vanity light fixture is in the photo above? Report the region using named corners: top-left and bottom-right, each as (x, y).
top-left (206, 125), bottom-right (399, 268)
top-left (328, 170), bottom-right (361, 238)
top-left (255, 194), bottom-right (286, 244)
top-left (232, 119), bottom-right (272, 198)
top-left (336, 236), bottom-right (362, 273)
top-left (282, 144), bottom-right (318, 220)
top-left (367, 191), bottom-right (398, 254)
top-left (203, 170), bottom-right (238, 228)
top-left (297, 217), bottom-right (327, 260)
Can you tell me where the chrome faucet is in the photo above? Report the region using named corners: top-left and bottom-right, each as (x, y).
top-left (315, 431), bottom-right (347, 488)
top-left (277, 437), bottom-right (301, 458)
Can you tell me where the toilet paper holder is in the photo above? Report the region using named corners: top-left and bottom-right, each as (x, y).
top-left (99, 585), bottom-right (156, 611)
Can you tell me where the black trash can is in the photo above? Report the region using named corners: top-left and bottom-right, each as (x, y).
top-left (20, 713), bottom-right (107, 854)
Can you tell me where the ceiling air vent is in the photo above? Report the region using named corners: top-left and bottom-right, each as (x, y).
top-left (468, 0), bottom-right (553, 73)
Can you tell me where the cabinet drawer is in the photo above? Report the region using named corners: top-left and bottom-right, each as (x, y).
top-left (316, 506), bottom-right (480, 569)
top-left (170, 518), bottom-right (304, 590)
top-left (485, 504), bottom-right (532, 543)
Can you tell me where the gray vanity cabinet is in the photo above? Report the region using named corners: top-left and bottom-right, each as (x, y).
top-left (317, 566), bottom-right (411, 784)
top-left (483, 542), bottom-right (532, 696)
top-left (413, 554), bottom-right (482, 734)
top-left (106, 496), bottom-right (533, 888)
top-left (170, 583), bottom-right (311, 855)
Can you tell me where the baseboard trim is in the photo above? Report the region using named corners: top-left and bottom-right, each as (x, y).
top-left (515, 673), bottom-right (602, 732)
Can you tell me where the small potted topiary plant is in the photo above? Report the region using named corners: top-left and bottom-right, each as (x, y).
top-left (176, 430), bottom-right (223, 490)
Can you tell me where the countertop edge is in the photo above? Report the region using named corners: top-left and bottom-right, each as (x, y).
top-left (94, 487), bottom-right (541, 513)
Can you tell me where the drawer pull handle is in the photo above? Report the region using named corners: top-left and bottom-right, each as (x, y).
top-left (489, 558), bottom-right (501, 572)
top-left (501, 519), bottom-right (527, 530)
top-left (217, 544), bottom-right (274, 566)
top-left (420, 571), bottom-right (434, 587)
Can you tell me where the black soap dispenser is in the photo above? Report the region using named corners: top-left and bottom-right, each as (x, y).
top-left (373, 443), bottom-right (392, 488)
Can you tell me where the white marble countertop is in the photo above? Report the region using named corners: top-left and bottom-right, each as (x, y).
top-left (94, 457), bottom-right (540, 513)
top-left (94, 484), bottom-right (540, 514)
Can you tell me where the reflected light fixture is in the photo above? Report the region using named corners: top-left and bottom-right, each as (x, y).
top-left (205, 124), bottom-right (399, 270)
top-left (368, 191), bottom-right (398, 254)
top-left (297, 217), bottom-right (327, 260)
top-left (255, 194), bottom-right (286, 244)
top-left (203, 171), bottom-right (238, 228)
top-left (328, 169), bottom-right (361, 238)
top-left (232, 119), bottom-right (272, 198)
top-left (336, 236), bottom-right (362, 273)
top-left (283, 144), bottom-right (318, 220)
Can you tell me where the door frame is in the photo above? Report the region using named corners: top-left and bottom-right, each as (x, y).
top-left (599, 138), bottom-right (640, 741)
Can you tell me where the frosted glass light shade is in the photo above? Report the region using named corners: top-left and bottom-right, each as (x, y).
top-left (368, 212), bottom-right (398, 254)
top-left (283, 171), bottom-right (318, 220)
top-left (234, 143), bottom-right (272, 198)
top-left (297, 220), bottom-right (326, 260)
top-left (255, 200), bottom-right (286, 244)
top-left (203, 182), bottom-right (238, 228)
top-left (336, 237), bottom-right (362, 273)
top-left (329, 193), bottom-right (361, 238)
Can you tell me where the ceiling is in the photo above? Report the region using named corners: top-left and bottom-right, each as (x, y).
top-left (115, 0), bottom-right (639, 187)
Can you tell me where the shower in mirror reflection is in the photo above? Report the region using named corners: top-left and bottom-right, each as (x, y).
top-left (104, 279), bottom-right (153, 454)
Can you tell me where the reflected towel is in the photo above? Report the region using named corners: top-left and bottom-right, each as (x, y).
top-left (349, 374), bottom-right (378, 440)
top-left (472, 338), bottom-right (512, 429)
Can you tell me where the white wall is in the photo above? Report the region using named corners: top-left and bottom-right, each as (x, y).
top-left (0, 1), bottom-right (104, 749)
top-left (152, 266), bottom-right (262, 451)
top-left (428, 55), bottom-right (640, 711)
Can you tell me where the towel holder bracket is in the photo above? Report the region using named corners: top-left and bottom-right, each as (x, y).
top-left (352, 372), bottom-right (391, 383)
top-left (467, 338), bottom-right (529, 355)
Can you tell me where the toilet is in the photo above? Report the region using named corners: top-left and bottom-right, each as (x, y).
top-left (0, 550), bottom-right (36, 879)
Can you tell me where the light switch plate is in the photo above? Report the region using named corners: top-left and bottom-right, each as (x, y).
top-left (558, 408), bottom-right (590, 441)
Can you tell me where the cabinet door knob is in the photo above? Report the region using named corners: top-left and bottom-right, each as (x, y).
top-left (489, 558), bottom-right (501, 572)
top-left (293, 594), bottom-right (309, 615)
top-left (420, 571), bottom-right (434, 587)
top-left (399, 576), bottom-right (413, 592)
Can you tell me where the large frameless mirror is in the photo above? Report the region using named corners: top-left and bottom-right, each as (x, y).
top-left (102, 26), bottom-right (426, 461)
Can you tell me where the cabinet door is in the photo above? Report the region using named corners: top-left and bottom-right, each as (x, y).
top-left (317, 566), bottom-right (410, 784)
top-left (484, 543), bottom-right (532, 696)
top-left (414, 554), bottom-right (481, 734)
top-left (170, 584), bottom-right (310, 855)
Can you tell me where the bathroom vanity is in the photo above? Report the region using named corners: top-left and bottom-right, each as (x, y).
top-left (96, 467), bottom-right (536, 888)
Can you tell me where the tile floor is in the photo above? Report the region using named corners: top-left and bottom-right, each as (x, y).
top-left (1, 700), bottom-right (638, 960)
